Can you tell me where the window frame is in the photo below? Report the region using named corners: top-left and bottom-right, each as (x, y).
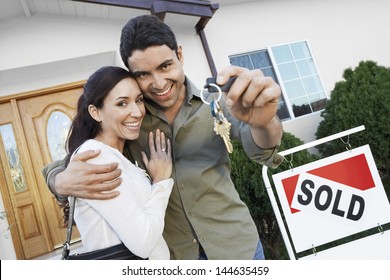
top-left (228, 39), bottom-right (328, 121)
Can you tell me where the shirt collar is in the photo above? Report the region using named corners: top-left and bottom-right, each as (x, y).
top-left (184, 76), bottom-right (202, 104)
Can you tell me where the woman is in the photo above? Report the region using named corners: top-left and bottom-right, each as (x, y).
top-left (65, 66), bottom-right (173, 260)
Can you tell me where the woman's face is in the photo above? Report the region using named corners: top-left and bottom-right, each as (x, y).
top-left (91, 77), bottom-right (145, 151)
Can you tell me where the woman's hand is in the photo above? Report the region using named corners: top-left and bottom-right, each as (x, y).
top-left (141, 129), bottom-right (172, 183)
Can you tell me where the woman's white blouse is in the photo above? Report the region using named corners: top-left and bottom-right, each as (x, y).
top-left (70, 139), bottom-right (173, 260)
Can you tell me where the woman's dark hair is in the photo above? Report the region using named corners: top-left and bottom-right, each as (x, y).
top-left (62, 66), bottom-right (132, 226)
top-left (65, 66), bottom-right (132, 163)
top-left (120, 15), bottom-right (178, 69)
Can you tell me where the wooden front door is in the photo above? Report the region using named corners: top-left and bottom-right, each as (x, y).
top-left (0, 82), bottom-right (83, 259)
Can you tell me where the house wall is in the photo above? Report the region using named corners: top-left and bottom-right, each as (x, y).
top-left (0, 0), bottom-right (387, 160)
top-left (0, 15), bottom-right (209, 96)
top-left (1, 0), bottom-right (389, 140)
top-left (208, 0), bottom-right (390, 94)
top-left (205, 0), bottom-right (390, 143)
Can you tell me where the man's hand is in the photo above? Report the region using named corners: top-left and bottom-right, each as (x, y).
top-left (55, 150), bottom-right (122, 200)
top-left (217, 65), bottom-right (283, 149)
top-left (217, 66), bottom-right (280, 127)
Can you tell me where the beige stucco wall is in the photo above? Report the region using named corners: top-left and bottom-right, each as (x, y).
top-left (0, 14), bottom-right (209, 96)
top-left (0, 0), bottom-right (387, 164)
top-left (0, 0), bottom-right (387, 158)
top-left (207, 0), bottom-right (390, 94)
top-left (205, 0), bottom-right (390, 143)
top-left (0, 16), bottom-right (120, 94)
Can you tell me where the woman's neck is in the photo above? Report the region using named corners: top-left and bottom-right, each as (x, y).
top-left (94, 134), bottom-right (125, 153)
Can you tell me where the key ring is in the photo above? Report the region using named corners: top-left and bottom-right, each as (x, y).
top-left (200, 83), bottom-right (222, 105)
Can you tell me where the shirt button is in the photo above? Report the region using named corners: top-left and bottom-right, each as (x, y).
top-left (192, 239), bottom-right (198, 243)
top-left (188, 212), bottom-right (192, 216)
top-left (180, 184), bottom-right (184, 190)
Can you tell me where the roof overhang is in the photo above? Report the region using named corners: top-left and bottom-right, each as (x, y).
top-left (74, 0), bottom-right (219, 31)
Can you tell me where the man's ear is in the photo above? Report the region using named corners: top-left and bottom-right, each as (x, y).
top-left (88, 105), bottom-right (101, 122)
top-left (177, 44), bottom-right (184, 64)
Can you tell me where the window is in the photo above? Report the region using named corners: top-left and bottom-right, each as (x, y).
top-left (0, 124), bottom-right (27, 192)
top-left (47, 111), bottom-right (71, 161)
top-left (229, 41), bottom-right (327, 120)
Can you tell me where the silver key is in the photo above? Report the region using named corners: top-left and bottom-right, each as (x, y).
top-left (211, 101), bottom-right (233, 153)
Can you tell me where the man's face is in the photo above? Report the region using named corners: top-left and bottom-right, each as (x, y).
top-left (127, 45), bottom-right (185, 112)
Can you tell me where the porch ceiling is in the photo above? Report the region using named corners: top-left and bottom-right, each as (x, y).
top-left (0, 0), bottom-right (259, 29)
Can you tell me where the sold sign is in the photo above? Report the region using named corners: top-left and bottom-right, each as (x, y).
top-left (272, 145), bottom-right (390, 252)
top-left (284, 153), bottom-right (374, 221)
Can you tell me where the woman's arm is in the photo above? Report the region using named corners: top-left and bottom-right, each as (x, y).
top-left (76, 140), bottom-right (173, 258)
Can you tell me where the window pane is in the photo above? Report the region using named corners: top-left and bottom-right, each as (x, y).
top-left (47, 111), bottom-right (71, 161)
top-left (309, 95), bottom-right (327, 112)
top-left (272, 45), bottom-right (293, 63)
top-left (229, 55), bottom-right (253, 69)
top-left (0, 124), bottom-right (27, 192)
top-left (278, 62), bottom-right (299, 80)
top-left (269, 40), bottom-right (327, 119)
top-left (291, 97), bottom-right (312, 117)
top-left (308, 91), bottom-right (327, 112)
top-left (307, 92), bottom-right (325, 102)
top-left (231, 41), bottom-right (327, 120)
top-left (284, 80), bottom-right (305, 99)
top-left (302, 75), bottom-right (324, 94)
top-left (277, 96), bottom-right (291, 121)
top-left (250, 51), bottom-right (271, 68)
top-left (296, 58), bottom-right (317, 76)
top-left (229, 50), bottom-right (291, 120)
top-left (277, 103), bottom-right (291, 120)
top-left (262, 68), bottom-right (278, 82)
top-left (290, 41), bottom-right (311, 59)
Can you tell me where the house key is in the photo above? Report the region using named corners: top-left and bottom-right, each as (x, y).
top-left (200, 77), bottom-right (237, 153)
top-left (211, 100), bottom-right (233, 153)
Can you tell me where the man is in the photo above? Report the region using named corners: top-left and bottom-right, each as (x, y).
top-left (43, 15), bottom-right (284, 260)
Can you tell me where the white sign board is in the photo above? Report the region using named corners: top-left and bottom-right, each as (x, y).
top-left (299, 231), bottom-right (390, 259)
top-left (272, 145), bottom-right (390, 253)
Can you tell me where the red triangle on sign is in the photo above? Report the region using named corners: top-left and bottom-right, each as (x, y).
top-left (307, 154), bottom-right (375, 191)
top-left (281, 174), bottom-right (300, 214)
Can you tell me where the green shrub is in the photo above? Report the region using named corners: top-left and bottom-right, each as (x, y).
top-left (230, 132), bottom-right (319, 259)
top-left (316, 60), bottom-right (390, 197)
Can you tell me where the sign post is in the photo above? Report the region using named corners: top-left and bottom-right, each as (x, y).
top-left (262, 125), bottom-right (390, 259)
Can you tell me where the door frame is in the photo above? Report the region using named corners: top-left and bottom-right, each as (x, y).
top-left (0, 81), bottom-right (85, 259)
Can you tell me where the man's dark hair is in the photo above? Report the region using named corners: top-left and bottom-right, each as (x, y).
top-left (120, 15), bottom-right (178, 69)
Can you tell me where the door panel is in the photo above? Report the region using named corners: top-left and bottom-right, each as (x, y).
top-left (0, 102), bottom-right (50, 259)
top-left (17, 86), bottom-right (83, 250)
